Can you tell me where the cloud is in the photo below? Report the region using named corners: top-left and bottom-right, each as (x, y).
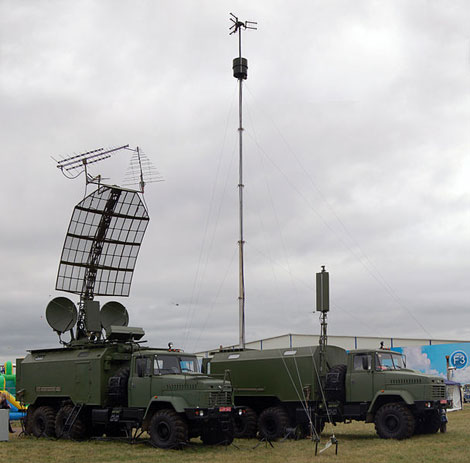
top-left (1, 1), bottom-right (470, 363)
top-left (402, 347), bottom-right (441, 377)
top-left (452, 366), bottom-right (470, 385)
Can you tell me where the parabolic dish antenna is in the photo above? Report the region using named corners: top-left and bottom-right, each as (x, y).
top-left (46, 297), bottom-right (78, 334)
top-left (100, 301), bottom-right (129, 331)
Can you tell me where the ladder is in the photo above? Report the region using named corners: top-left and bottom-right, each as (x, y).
top-left (61, 403), bottom-right (83, 437)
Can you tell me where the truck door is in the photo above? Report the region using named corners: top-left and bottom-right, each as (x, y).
top-left (348, 353), bottom-right (374, 403)
top-left (129, 356), bottom-right (152, 407)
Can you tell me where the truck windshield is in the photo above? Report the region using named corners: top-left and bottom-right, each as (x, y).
top-left (376, 352), bottom-right (406, 370)
top-left (179, 356), bottom-right (199, 373)
top-left (153, 354), bottom-right (200, 375)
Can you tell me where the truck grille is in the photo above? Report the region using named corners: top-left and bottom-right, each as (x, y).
top-left (208, 391), bottom-right (231, 407)
top-left (432, 385), bottom-right (446, 399)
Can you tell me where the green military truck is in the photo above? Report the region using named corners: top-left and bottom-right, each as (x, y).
top-left (208, 345), bottom-right (448, 440)
top-left (17, 328), bottom-right (241, 449)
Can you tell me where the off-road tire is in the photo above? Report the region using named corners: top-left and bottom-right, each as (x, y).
top-left (55, 405), bottom-right (87, 440)
top-left (258, 406), bottom-right (289, 441)
top-left (149, 409), bottom-right (188, 450)
top-left (325, 364), bottom-right (347, 402)
top-left (31, 406), bottom-right (56, 438)
top-left (234, 406), bottom-right (257, 438)
top-left (416, 410), bottom-right (441, 434)
top-left (375, 402), bottom-right (415, 439)
top-left (23, 405), bottom-right (36, 435)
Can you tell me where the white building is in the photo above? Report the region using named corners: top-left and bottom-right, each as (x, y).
top-left (198, 333), bottom-right (468, 357)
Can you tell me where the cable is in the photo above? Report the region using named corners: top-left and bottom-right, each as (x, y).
top-left (244, 85), bottom-right (433, 338)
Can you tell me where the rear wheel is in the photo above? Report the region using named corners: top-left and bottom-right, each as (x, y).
top-left (55, 405), bottom-right (88, 440)
top-left (258, 406), bottom-right (289, 441)
top-left (149, 409), bottom-right (188, 450)
top-left (375, 403), bottom-right (415, 439)
top-left (234, 406), bottom-right (257, 438)
top-left (31, 406), bottom-right (56, 438)
top-left (23, 406), bottom-right (36, 435)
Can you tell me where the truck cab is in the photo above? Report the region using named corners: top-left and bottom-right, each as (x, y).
top-left (329, 348), bottom-right (448, 438)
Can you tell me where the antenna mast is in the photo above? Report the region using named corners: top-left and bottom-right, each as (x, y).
top-left (229, 13), bottom-right (257, 349)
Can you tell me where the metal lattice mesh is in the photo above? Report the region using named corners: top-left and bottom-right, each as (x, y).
top-left (56, 185), bottom-right (149, 297)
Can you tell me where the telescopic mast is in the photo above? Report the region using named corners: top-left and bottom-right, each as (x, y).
top-left (229, 13), bottom-right (257, 349)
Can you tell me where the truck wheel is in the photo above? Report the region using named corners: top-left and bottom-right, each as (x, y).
top-left (149, 409), bottom-right (188, 450)
top-left (31, 406), bottom-right (56, 438)
top-left (23, 406), bottom-right (36, 435)
top-left (421, 410), bottom-right (441, 434)
top-left (234, 406), bottom-right (257, 438)
top-left (55, 405), bottom-right (87, 440)
top-left (258, 406), bottom-right (289, 441)
top-left (375, 403), bottom-right (415, 439)
top-left (325, 364), bottom-right (347, 402)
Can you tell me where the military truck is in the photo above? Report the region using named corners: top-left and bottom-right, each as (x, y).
top-left (208, 344), bottom-right (448, 441)
top-left (17, 327), bottom-right (241, 449)
top-left (15, 181), bottom-right (243, 449)
top-left (208, 269), bottom-right (448, 441)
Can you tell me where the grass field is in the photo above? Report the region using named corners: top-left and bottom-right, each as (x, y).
top-left (2, 405), bottom-right (469, 463)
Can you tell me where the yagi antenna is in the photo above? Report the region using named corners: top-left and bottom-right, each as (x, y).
top-left (54, 144), bottom-right (129, 183)
top-left (229, 13), bottom-right (257, 35)
top-left (53, 144), bottom-right (163, 193)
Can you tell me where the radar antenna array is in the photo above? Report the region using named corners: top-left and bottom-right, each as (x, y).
top-left (48, 142), bottom-right (157, 342)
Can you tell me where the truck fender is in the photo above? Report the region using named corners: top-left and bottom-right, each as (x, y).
top-left (367, 390), bottom-right (414, 416)
top-left (143, 396), bottom-right (188, 419)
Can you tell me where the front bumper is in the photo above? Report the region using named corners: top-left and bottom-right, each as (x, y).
top-left (184, 405), bottom-right (245, 422)
top-left (414, 399), bottom-right (449, 413)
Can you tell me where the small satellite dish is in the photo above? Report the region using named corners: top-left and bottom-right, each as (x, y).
top-left (46, 297), bottom-right (78, 334)
top-left (100, 301), bottom-right (129, 331)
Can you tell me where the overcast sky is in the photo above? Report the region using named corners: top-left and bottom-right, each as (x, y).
top-left (1, 0), bottom-right (470, 363)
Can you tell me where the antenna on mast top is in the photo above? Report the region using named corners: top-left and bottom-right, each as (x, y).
top-left (53, 144), bottom-right (163, 194)
top-left (229, 13), bottom-right (257, 350)
top-left (54, 145), bottom-right (130, 185)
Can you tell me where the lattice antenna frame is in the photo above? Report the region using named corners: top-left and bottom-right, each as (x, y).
top-left (56, 185), bottom-right (150, 339)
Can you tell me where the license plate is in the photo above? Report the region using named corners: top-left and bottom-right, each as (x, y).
top-left (219, 406), bottom-right (232, 412)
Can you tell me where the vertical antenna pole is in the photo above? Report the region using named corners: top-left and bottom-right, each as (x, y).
top-left (230, 13), bottom-right (257, 350)
top-left (316, 266), bottom-right (330, 379)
